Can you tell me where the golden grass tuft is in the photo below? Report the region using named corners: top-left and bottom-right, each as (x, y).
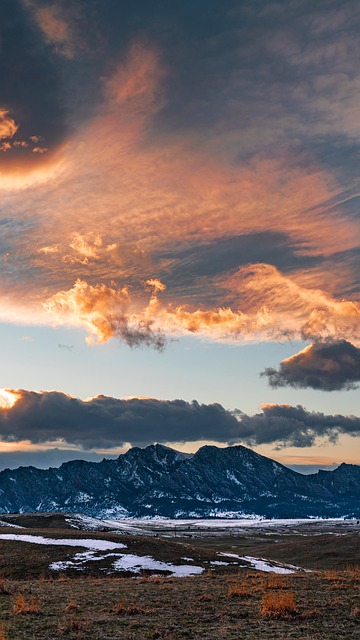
top-left (227, 580), bottom-right (248, 598)
top-left (57, 572), bottom-right (69, 582)
top-left (204, 569), bottom-right (214, 578)
top-left (0, 623), bottom-right (7, 640)
top-left (264, 574), bottom-right (287, 590)
top-left (64, 599), bottom-right (79, 613)
top-left (12, 593), bottom-right (42, 615)
top-left (344, 564), bottom-right (360, 582)
top-left (323, 568), bottom-right (348, 590)
top-left (39, 573), bottom-right (54, 583)
top-left (261, 590), bottom-right (297, 618)
top-left (323, 569), bottom-right (339, 581)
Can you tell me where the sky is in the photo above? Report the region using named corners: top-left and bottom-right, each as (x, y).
top-left (0, 0), bottom-right (359, 473)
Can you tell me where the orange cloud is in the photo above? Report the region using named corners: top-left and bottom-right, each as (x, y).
top-left (0, 39), bottom-right (358, 351)
top-left (43, 278), bottom-right (166, 350)
top-left (0, 142), bottom-right (12, 153)
top-left (69, 233), bottom-right (102, 260)
top-left (224, 264), bottom-right (360, 342)
top-left (43, 267), bottom-right (360, 347)
top-left (37, 245), bottom-right (60, 255)
top-left (0, 109), bottom-right (18, 140)
top-left (0, 389), bottom-right (19, 410)
top-left (145, 279), bottom-right (167, 293)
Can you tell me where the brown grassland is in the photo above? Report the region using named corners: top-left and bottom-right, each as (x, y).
top-left (0, 565), bottom-right (358, 638)
top-left (0, 522), bottom-right (358, 639)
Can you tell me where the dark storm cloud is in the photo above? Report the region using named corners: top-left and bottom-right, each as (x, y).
top-left (236, 404), bottom-right (360, 448)
top-left (0, 391), bottom-right (240, 448)
top-left (262, 340), bottom-right (360, 391)
top-left (1, 390), bottom-right (359, 450)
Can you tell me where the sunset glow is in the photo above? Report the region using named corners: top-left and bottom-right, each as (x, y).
top-left (0, 389), bottom-right (19, 410)
top-left (0, 0), bottom-right (359, 471)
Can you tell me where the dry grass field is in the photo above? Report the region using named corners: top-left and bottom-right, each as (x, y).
top-left (179, 530), bottom-right (360, 570)
top-left (0, 519), bottom-right (358, 638)
top-left (0, 565), bottom-right (358, 639)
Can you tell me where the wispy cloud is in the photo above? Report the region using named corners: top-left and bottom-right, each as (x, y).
top-left (22, 0), bottom-right (81, 58)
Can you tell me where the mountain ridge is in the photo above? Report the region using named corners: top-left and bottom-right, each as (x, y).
top-left (0, 444), bottom-right (358, 519)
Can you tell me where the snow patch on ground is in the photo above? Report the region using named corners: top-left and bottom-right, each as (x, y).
top-left (50, 551), bottom-right (121, 571)
top-left (218, 552), bottom-right (304, 574)
top-left (0, 519), bottom-right (24, 529)
top-left (113, 555), bottom-right (204, 577)
top-left (0, 532), bottom-right (307, 577)
top-left (0, 533), bottom-right (204, 577)
top-left (139, 517), bottom-right (344, 529)
top-left (67, 513), bottom-right (145, 534)
top-left (51, 550), bottom-right (204, 577)
top-left (0, 534), bottom-right (126, 551)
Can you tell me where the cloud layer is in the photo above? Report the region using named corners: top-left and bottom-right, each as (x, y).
top-left (238, 403), bottom-right (360, 448)
top-left (0, 389), bottom-right (359, 450)
top-left (0, 390), bottom-right (240, 449)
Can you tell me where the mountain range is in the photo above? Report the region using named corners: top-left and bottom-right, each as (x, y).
top-left (0, 444), bottom-right (359, 519)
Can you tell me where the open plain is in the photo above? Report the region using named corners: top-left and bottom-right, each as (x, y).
top-left (0, 516), bottom-right (358, 638)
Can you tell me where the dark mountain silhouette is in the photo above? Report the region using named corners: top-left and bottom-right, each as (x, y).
top-left (0, 444), bottom-right (358, 519)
